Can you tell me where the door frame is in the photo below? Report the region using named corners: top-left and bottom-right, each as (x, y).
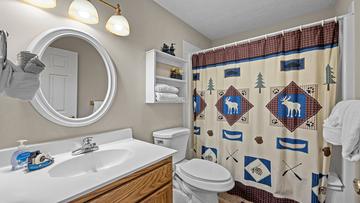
top-left (182, 40), bottom-right (201, 128)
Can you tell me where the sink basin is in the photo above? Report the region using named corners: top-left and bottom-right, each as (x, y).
top-left (49, 149), bottom-right (131, 178)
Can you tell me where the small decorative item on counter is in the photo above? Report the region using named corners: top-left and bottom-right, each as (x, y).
top-left (170, 67), bottom-right (183, 80)
top-left (27, 150), bottom-right (54, 172)
top-left (169, 43), bottom-right (175, 56)
top-left (161, 43), bottom-right (170, 54)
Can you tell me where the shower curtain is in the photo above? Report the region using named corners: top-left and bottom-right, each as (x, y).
top-left (192, 22), bottom-right (339, 203)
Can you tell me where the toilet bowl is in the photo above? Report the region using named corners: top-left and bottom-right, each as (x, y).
top-left (173, 188), bottom-right (190, 203)
top-left (174, 159), bottom-right (234, 203)
top-left (153, 128), bottom-right (235, 203)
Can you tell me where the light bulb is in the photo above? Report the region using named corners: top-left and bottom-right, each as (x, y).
top-left (23, 0), bottom-right (56, 8)
top-left (68, 0), bottom-right (99, 24)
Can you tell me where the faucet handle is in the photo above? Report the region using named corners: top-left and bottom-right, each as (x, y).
top-left (82, 137), bottom-right (94, 145)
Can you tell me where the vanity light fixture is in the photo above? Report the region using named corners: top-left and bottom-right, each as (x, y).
top-left (68, 0), bottom-right (130, 36)
top-left (23, 0), bottom-right (56, 8)
top-left (68, 0), bottom-right (99, 24)
top-left (105, 4), bottom-right (130, 36)
top-left (23, 0), bottom-right (130, 36)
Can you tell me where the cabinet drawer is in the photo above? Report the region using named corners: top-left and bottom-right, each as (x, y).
top-left (141, 183), bottom-right (172, 203)
top-left (90, 161), bottom-right (172, 203)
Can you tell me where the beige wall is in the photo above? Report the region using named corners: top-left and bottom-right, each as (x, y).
top-left (334, 0), bottom-right (360, 99)
top-left (355, 1), bottom-right (360, 99)
top-left (0, 0), bottom-right (211, 149)
top-left (212, 7), bottom-right (336, 47)
top-left (335, 0), bottom-right (353, 15)
top-left (50, 37), bottom-right (108, 118)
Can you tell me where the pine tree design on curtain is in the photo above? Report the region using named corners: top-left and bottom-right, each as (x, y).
top-left (192, 22), bottom-right (339, 203)
top-left (208, 77), bottom-right (215, 95)
top-left (324, 64), bottom-right (336, 91)
top-left (255, 72), bottom-right (266, 93)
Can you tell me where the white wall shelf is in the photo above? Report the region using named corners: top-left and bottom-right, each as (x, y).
top-left (156, 76), bottom-right (186, 84)
top-left (146, 49), bottom-right (187, 104)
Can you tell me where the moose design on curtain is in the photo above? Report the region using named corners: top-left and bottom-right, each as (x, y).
top-left (192, 22), bottom-right (339, 203)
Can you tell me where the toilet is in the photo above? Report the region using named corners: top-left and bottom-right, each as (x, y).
top-left (153, 128), bottom-right (234, 203)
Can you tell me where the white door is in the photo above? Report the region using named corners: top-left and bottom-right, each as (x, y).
top-left (41, 47), bottom-right (78, 118)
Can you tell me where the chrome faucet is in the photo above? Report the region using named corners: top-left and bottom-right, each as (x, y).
top-left (72, 137), bottom-right (99, 156)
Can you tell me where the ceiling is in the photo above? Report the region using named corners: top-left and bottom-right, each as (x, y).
top-left (154, 0), bottom-right (336, 40)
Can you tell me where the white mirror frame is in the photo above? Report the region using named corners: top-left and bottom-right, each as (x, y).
top-left (27, 27), bottom-right (117, 127)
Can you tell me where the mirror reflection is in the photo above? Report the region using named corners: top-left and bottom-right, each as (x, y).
top-left (40, 36), bottom-right (108, 119)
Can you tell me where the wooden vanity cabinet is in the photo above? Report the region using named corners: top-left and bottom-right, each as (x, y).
top-left (71, 157), bottom-right (173, 203)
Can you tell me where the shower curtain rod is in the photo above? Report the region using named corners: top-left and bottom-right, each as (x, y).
top-left (194, 15), bottom-right (347, 54)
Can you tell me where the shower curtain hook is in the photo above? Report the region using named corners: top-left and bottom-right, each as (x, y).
top-left (265, 34), bottom-right (268, 40)
top-left (335, 16), bottom-right (338, 23)
top-left (321, 20), bottom-right (325, 27)
top-left (299, 26), bottom-right (303, 32)
top-left (282, 30), bottom-right (285, 36)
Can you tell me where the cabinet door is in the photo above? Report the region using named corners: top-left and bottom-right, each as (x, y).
top-left (141, 183), bottom-right (172, 203)
top-left (71, 158), bottom-right (172, 203)
top-left (89, 163), bottom-right (172, 203)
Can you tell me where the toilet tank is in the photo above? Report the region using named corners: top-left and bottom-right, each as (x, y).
top-left (153, 127), bottom-right (190, 164)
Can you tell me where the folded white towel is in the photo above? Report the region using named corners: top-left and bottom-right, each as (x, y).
top-left (155, 83), bottom-right (179, 94)
top-left (323, 100), bottom-right (360, 161)
top-left (155, 92), bottom-right (184, 102)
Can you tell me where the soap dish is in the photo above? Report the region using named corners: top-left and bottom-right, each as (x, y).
top-left (27, 151), bottom-right (54, 172)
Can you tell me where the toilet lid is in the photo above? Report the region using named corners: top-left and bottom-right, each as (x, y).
top-left (178, 159), bottom-right (231, 182)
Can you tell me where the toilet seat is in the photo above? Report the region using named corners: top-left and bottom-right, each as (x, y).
top-left (176, 159), bottom-right (234, 192)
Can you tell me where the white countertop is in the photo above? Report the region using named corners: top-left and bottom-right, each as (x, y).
top-left (0, 129), bottom-right (176, 203)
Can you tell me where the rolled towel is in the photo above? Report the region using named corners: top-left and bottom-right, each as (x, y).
top-left (155, 83), bottom-right (179, 94)
top-left (17, 51), bottom-right (37, 71)
top-left (155, 92), bottom-right (180, 102)
top-left (24, 56), bottom-right (45, 74)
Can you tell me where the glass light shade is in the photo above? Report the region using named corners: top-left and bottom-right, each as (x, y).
top-left (23, 0), bottom-right (56, 8)
top-left (106, 15), bottom-right (130, 36)
top-left (68, 0), bottom-right (99, 24)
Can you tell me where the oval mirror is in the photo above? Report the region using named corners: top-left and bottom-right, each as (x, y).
top-left (27, 28), bottom-right (117, 127)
